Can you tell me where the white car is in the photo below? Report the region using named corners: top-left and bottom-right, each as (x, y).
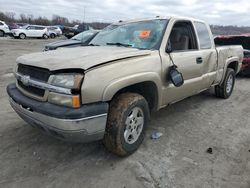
top-left (47, 26), bottom-right (62, 37)
top-left (0, 21), bottom-right (10, 37)
top-left (11, 25), bottom-right (49, 39)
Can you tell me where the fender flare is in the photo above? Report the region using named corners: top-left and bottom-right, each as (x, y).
top-left (220, 57), bottom-right (240, 85)
top-left (102, 72), bottom-right (162, 106)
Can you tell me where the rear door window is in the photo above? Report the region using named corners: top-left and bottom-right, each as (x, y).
top-left (28, 26), bottom-right (36, 30)
top-left (194, 22), bottom-right (212, 49)
top-left (35, 27), bottom-right (45, 30)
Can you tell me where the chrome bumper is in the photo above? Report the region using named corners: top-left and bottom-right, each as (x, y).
top-left (10, 98), bottom-right (107, 142)
top-left (7, 83), bottom-right (109, 143)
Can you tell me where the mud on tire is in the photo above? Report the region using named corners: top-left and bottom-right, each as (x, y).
top-left (103, 93), bottom-right (150, 157)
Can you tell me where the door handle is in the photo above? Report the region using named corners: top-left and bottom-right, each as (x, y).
top-left (196, 57), bottom-right (203, 64)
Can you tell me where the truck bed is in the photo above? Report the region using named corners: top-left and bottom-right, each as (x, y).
top-left (215, 45), bottom-right (243, 83)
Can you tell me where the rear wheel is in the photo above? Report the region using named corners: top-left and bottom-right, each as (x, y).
top-left (103, 93), bottom-right (150, 157)
top-left (50, 33), bottom-right (56, 38)
top-left (0, 30), bottom-right (4, 37)
top-left (215, 68), bottom-right (235, 99)
top-left (19, 33), bottom-right (26, 39)
top-left (43, 34), bottom-right (48, 39)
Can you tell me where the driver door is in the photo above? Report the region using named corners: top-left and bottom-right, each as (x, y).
top-left (161, 21), bottom-right (205, 105)
top-left (26, 26), bottom-right (36, 37)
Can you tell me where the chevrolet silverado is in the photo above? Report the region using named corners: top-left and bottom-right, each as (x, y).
top-left (7, 16), bottom-right (243, 156)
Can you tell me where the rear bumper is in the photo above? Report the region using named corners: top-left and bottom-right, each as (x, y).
top-left (7, 83), bottom-right (109, 143)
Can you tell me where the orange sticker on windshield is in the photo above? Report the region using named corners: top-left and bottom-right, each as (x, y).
top-left (139, 30), bottom-right (151, 39)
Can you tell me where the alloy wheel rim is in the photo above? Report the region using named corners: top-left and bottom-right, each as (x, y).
top-left (226, 74), bottom-right (233, 94)
top-left (124, 107), bottom-right (144, 144)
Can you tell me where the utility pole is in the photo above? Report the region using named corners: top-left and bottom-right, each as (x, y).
top-left (83, 6), bottom-right (86, 23)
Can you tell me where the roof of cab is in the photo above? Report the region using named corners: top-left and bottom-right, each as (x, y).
top-left (113, 16), bottom-right (204, 25)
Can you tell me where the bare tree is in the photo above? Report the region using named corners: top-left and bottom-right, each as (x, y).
top-left (5, 12), bottom-right (16, 22)
top-left (52, 14), bottom-right (69, 25)
top-left (27, 14), bottom-right (34, 24)
top-left (19, 13), bottom-right (27, 23)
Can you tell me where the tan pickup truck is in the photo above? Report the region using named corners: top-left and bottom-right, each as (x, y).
top-left (7, 16), bottom-right (243, 156)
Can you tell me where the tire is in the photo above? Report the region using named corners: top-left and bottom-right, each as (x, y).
top-left (103, 93), bottom-right (150, 157)
top-left (50, 33), bottom-right (56, 38)
top-left (43, 34), bottom-right (48, 39)
top-left (19, 33), bottom-right (26, 39)
top-left (0, 30), bottom-right (4, 37)
top-left (215, 68), bottom-right (235, 99)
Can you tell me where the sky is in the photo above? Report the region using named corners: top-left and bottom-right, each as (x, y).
top-left (0, 0), bottom-right (250, 26)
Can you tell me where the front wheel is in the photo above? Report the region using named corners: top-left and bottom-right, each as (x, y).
top-left (215, 68), bottom-right (235, 99)
top-left (19, 33), bottom-right (26, 39)
top-left (103, 93), bottom-right (150, 157)
top-left (43, 34), bottom-right (48, 39)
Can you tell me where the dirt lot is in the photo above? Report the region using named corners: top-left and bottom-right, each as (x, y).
top-left (0, 37), bottom-right (250, 188)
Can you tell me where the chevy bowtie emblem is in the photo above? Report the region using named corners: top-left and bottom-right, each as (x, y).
top-left (20, 75), bottom-right (30, 86)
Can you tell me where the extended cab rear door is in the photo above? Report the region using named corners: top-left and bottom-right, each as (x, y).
top-left (160, 20), bottom-right (205, 105)
top-left (193, 22), bottom-right (217, 87)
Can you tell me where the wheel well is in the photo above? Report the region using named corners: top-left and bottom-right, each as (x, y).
top-left (112, 81), bottom-right (158, 111)
top-left (227, 61), bottom-right (238, 72)
top-left (19, 33), bottom-right (26, 36)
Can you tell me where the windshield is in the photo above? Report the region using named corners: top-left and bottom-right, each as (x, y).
top-left (72, 30), bottom-right (97, 42)
top-left (21, 25), bottom-right (29, 29)
top-left (90, 19), bottom-right (168, 50)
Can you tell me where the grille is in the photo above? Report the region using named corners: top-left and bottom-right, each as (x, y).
top-left (18, 80), bottom-right (45, 97)
top-left (17, 64), bottom-right (51, 82)
top-left (17, 64), bottom-right (51, 99)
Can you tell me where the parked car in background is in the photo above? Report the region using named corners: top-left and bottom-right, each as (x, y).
top-left (47, 28), bottom-right (57, 39)
top-left (215, 34), bottom-right (250, 50)
top-left (16, 23), bottom-right (28, 28)
top-left (8, 23), bottom-right (29, 30)
top-left (11, 25), bottom-right (49, 39)
top-left (47, 26), bottom-right (62, 37)
top-left (64, 23), bottom-right (90, 39)
top-left (44, 30), bottom-right (99, 51)
top-left (0, 20), bottom-right (10, 37)
top-left (8, 23), bottom-right (20, 30)
top-left (239, 50), bottom-right (250, 76)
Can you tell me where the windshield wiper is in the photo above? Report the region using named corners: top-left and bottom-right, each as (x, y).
top-left (106, 42), bottom-right (132, 47)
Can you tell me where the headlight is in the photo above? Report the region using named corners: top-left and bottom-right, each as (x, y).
top-left (48, 73), bottom-right (84, 108)
top-left (50, 73), bottom-right (84, 89)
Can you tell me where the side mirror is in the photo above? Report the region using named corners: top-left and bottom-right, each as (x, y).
top-left (168, 65), bottom-right (184, 87)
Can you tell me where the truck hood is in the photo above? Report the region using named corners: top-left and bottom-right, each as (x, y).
top-left (17, 46), bottom-right (152, 71)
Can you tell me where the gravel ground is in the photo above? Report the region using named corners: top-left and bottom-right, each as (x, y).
top-left (0, 37), bottom-right (250, 188)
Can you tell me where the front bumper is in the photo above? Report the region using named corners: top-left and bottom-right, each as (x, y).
top-left (7, 83), bottom-right (109, 143)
